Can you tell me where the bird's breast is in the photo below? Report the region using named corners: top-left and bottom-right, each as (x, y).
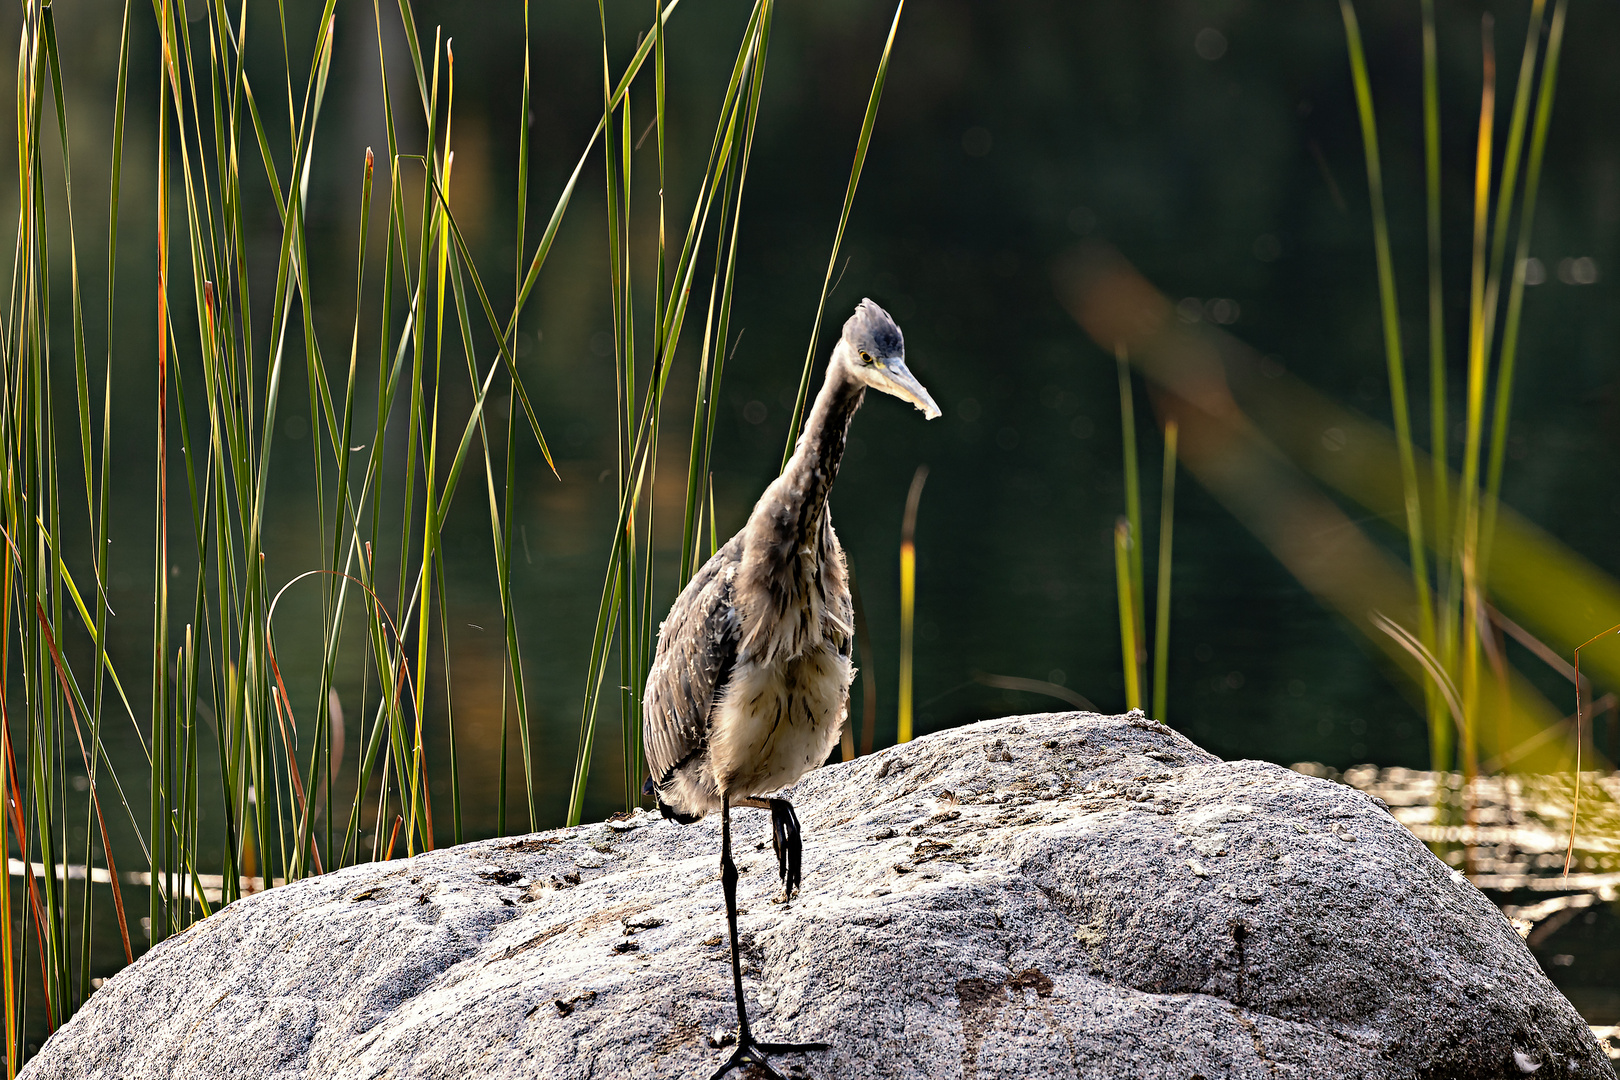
top-left (708, 642), bottom-right (853, 799)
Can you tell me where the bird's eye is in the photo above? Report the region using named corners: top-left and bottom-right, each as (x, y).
top-left (859, 351), bottom-right (874, 366)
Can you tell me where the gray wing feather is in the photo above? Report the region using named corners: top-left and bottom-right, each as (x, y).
top-left (834, 588), bottom-right (854, 663)
top-left (642, 536), bottom-right (743, 786)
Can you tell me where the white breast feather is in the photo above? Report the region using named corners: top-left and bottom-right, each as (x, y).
top-left (709, 643), bottom-right (852, 799)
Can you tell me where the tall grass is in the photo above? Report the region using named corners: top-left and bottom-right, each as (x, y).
top-left (7, 0), bottom-right (141, 1045)
top-left (1339, 0), bottom-right (1567, 780)
top-left (564, 0), bottom-right (773, 824)
top-left (1112, 519), bottom-right (1141, 712)
top-left (1115, 348), bottom-right (1144, 704)
top-left (0, 0), bottom-right (919, 1054)
top-left (896, 464), bottom-right (927, 744)
top-left (1, 0), bottom-right (883, 1060)
top-left (1112, 355), bottom-right (1176, 721)
top-left (1339, 0), bottom-right (1439, 770)
top-left (565, 0), bottom-right (907, 821)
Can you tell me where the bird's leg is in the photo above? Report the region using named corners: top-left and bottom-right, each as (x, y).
top-left (720, 797), bottom-right (752, 1049)
top-left (734, 796), bottom-right (803, 898)
top-left (711, 796), bottom-right (828, 1080)
top-left (769, 798), bottom-right (802, 898)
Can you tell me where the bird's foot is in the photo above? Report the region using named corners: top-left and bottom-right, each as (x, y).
top-left (768, 798), bottom-right (802, 898)
top-left (709, 1032), bottom-right (829, 1080)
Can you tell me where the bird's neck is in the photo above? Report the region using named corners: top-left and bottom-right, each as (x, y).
top-left (734, 359), bottom-right (861, 664)
top-left (782, 360), bottom-right (865, 537)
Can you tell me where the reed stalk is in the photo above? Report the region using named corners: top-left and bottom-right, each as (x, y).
top-left (567, 0), bottom-right (775, 825)
top-left (1340, 0), bottom-right (1440, 770)
top-left (1114, 519), bottom-right (1142, 712)
top-left (782, 1), bottom-right (906, 462)
top-left (1419, 0), bottom-right (1454, 772)
top-left (0, 0), bottom-right (923, 1057)
top-left (1458, 20), bottom-right (1497, 788)
top-left (1481, 0), bottom-right (1567, 579)
top-left (1342, 0), bottom-right (1571, 802)
top-left (1479, 1), bottom-right (1547, 372)
top-left (897, 465), bottom-right (928, 744)
top-left (1115, 348), bottom-right (1145, 700)
top-left (0, 0), bottom-right (633, 1046)
top-left (570, 0), bottom-right (906, 822)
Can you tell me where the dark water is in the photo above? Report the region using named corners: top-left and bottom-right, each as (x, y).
top-left (8, 0), bottom-right (1620, 1053)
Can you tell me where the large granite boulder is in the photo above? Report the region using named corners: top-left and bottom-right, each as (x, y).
top-left (21, 711), bottom-right (1608, 1078)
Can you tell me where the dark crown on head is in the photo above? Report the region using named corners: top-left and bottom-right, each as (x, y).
top-left (843, 298), bottom-right (904, 359)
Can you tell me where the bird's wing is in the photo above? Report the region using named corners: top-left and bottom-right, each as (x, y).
top-left (833, 585), bottom-right (855, 662)
top-left (828, 531), bottom-right (855, 662)
top-left (642, 536), bottom-right (743, 786)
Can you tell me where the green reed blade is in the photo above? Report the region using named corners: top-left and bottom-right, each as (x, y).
top-left (1340, 0), bottom-right (1440, 758)
top-left (678, 0), bottom-right (766, 584)
top-left (439, 225), bottom-right (532, 843)
top-left (166, 286), bottom-right (222, 903)
top-left (514, 0), bottom-right (530, 297)
top-left (35, 531), bottom-right (139, 742)
top-left (1473, 1), bottom-right (1554, 770)
top-left (79, 0), bottom-right (133, 1006)
top-left (428, 170), bottom-right (554, 472)
top-left (300, 149), bottom-right (376, 877)
top-left (1481, 0), bottom-right (1566, 582)
top-left (1480, 1), bottom-right (1547, 369)
top-left (897, 465), bottom-right (928, 743)
top-left (433, 551), bottom-right (459, 845)
top-left (21, 4), bottom-right (79, 1015)
top-left (1116, 346), bottom-right (1144, 686)
top-left (570, 0), bottom-right (640, 824)
top-left (1443, 17), bottom-right (1500, 791)
top-left (612, 20), bottom-right (637, 816)
top-left (568, 562), bottom-right (623, 826)
top-left (503, 0), bottom-right (537, 833)
top-left (38, 13), bottom-right (91, 552)
top-left (783, 0), bottom-right (904, 467)
top-left (405, 34), bottom-right (455, 859)
top-left (500, 396), bottom-right (534, 832)
top-left (696, 0), bottom-right (772, 570)
top-left (1114, 519), bottom-right (1141, 712)
top-left (1418, 0), bottom-right (1452, 772)
top-left (393, 31), bottom-right (440, 860)
top-left (150, 2), bottom-right (176, 953)
top-left (569, 0), bottom-right (773, 823)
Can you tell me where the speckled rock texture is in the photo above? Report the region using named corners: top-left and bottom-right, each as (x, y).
top-left (21, 711), bottom-right (1607, 1079)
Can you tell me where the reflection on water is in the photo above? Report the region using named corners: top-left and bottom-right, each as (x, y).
top-left (1297, 762), bottom-right (1620, 1060)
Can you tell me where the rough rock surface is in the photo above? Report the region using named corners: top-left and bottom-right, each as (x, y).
top-left (22, 712), bottom-right (1608, 1079)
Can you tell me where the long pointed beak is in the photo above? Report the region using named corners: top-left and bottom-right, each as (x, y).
top-left (879, 357), bottom-right (942, 419)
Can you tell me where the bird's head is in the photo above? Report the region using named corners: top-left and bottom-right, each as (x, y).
top-left (834, 298), bottom-right (941, 419)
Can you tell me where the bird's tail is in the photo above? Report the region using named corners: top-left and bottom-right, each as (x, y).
top-left (643, 776), bottom-right (702, 825)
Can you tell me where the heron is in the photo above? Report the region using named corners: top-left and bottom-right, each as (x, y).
top-left (642, 298), bottom-right (939, 1079)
